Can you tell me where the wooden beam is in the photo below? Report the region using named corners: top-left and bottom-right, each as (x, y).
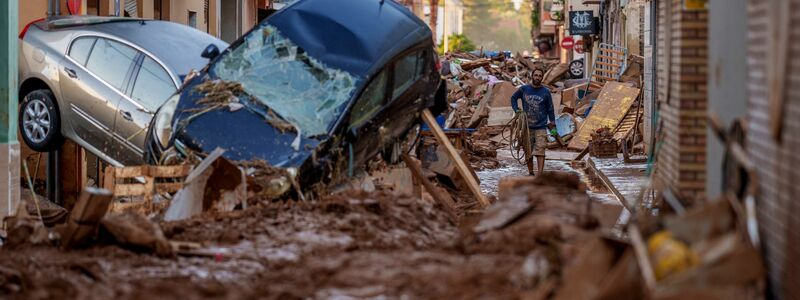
top-left (421, 109), bottom-right (489, 207)
top-left (629, 225), bottom-right (657, 291)
top-left (401, 153), bottom-right (457, 220)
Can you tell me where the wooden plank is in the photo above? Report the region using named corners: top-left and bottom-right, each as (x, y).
top-left (149, 165), bottom-right (192, 177)
top-left (155, 183), bottom-right (184, 194)
top-left (114, 166), bottom-right (146, 178)
top-left (595, 61), bottom-right (622, 68)
top-left (400, 153), bottom-right (457, 221)
top-left (568, 82), bottom-right (640, 150)
top-left (600, 48), bottom-right (626, 55)
top-left (592, 74), bottom-right (617, 82)
top-left (60, 188), bottom-right (114, 249)
top-left (629, 225), bottom-right (658, 292)
top-left (587, 157), bottom-right (630, 210)
top-left (595, 69), bottom-right (620, 75)
top-left (114, 183), bottom-right (148, 197)
top-left (421, 109), bottom-right (489, 208)
top-left (596, 55), bottom-right (625, 62)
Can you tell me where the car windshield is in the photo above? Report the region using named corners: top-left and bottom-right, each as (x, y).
top-left (211, 24), bottom-right (358, 137)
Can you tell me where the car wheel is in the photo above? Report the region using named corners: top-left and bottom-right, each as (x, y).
top-left (569, 59), bottom-right (585, 79)
top-left (19, 89), bottom-right (64, 152)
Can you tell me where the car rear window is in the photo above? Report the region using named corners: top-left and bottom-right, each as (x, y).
top-left (131, 57), bottom-right (176, 111)
top-left (86, 38), bottom-right (138, 90)
top-left (69, 37), bottom-right (96, 66)
top-left (392, 50), bottom-right (425, 99)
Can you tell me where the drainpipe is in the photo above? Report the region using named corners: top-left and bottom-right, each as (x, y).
top-left (54, 0), bottom-right (61, 16)
top-left (47, 0), bottom-right (54, 17)
top-left (115, 0), bottom-right (121, 16)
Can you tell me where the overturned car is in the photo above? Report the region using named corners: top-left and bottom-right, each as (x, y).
top-left (145, 0), bottom-right (446, 192)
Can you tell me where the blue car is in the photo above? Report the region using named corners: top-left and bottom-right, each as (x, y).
top-left (145, 0), bottom-right (447, 191)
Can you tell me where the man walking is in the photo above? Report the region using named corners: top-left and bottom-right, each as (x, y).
top-left (510, 68), bottom-right (556, 176)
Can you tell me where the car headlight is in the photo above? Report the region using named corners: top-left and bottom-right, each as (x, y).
top-left (154, 93), bottom-right (180, 148)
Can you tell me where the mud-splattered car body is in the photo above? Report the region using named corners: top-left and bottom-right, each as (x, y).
top-left (145, 0), bottom-right (446, 190)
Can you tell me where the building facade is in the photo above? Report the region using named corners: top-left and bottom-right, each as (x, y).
top-left (19, 0), bottom-right (277, 44)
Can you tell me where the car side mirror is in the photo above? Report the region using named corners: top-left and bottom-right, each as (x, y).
top-left (201, 44), bottom-right (220, 60)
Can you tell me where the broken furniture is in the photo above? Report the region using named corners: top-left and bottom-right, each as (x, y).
top-left (103, 165), bottom-right (192, 214)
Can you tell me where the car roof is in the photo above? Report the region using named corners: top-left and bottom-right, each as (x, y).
top-left (266, 0), bottom-right (432, 78)
top-left (38, 17), bottom-right (228, 77)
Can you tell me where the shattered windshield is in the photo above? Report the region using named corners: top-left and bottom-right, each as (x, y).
top-left (211, 24), bottom-right (358, 137)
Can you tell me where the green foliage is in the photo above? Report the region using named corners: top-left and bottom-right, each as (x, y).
top-left (463, 0), bottom-right (533, 53)
top-left (438, 33), bottom-right (477, 54)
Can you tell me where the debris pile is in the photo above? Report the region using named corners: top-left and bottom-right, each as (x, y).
top-left (438, 51), bottom-right (647, 167)
top-left (589, 127), bottom-right (618, 158)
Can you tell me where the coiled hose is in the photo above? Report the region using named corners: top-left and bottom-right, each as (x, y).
top-left (501, 112), bottom-right (532, 165)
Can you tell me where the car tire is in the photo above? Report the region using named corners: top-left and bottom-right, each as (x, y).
top-left (569, 59), bottom-right (585, 79)
top-left (19, 89), bottom-right (64, 152)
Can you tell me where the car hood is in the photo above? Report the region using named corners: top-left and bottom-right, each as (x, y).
top-left (171, 79), bottom-right (322, 168)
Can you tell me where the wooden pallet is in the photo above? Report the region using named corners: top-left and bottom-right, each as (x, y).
top-left (591, 43), bottom-right (627, 85)
top-left (103, 165), bottom-right (192, 213)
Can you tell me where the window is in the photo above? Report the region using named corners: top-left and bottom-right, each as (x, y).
top-left (86, 38), bottom-right (138, 90)
top-left (69, 37), bottom-right (96, 66)
top-left (131, 57), bottom-right (176, 111)
top-left (349, 70), bottom-right (388, 128)
top-left (212, 25), bottom-right (357, 137)
top-left (188, 11), bottom-right (197, 28)
top-left (392, 51), bottom-right (425, 99)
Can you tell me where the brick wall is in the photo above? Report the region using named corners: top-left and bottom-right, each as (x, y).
top-left (746, 0), bottom-right (800, 298)
top-left (655, 0), bottom-right (707, 201)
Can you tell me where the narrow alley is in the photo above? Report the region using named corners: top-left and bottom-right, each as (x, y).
top-left (0, 0), bottom-right (792, 299)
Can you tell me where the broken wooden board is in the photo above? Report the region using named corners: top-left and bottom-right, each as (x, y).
top-left (422, 109), bottom-right (489, 208)
top-left (59, 188), bottom-right (114, 249)
top-left (543, 63), bottom-right (568, 85)
top-left (401, 154), bottom-right (457, 220)
top-left (561, 83), bottom-right (591, 109)
top-left (613, 105), bottom-right (643, 141)
top-left (568, 82), bottom-right (640, 150)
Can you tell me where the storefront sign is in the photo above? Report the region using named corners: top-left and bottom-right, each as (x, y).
top-left (569, 11), bottom-right (596, 35)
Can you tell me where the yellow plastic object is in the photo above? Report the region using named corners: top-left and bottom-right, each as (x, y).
top-left (647, 231), bottom-right (699, 280)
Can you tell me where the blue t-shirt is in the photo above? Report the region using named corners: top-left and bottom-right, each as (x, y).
top-left (510, 85), bottom-right (556, 129)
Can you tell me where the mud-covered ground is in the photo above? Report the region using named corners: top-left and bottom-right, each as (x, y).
top-left (0, 153), bottom-right (620, 299)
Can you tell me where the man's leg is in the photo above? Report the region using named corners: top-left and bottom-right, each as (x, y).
top-left (533, 129), bottom-right (548, 176)
top-left (536, 155), bottom-right (545, 175)
top-left (526, 156), bottom-right (534, 175)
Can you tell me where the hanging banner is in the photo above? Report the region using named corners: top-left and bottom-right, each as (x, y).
top-left (569, 11), bottom-right (596, 35)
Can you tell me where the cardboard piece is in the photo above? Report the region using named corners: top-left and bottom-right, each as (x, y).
top-left (568, 82), bottom-right (640, 150)
top-left (370, 166), bottom-right (415, 196)
top-left (488, 81), bottom-right (517, 108)
top-left (487, 106), bottom-right (515, 127)
top-left (164, 148), bottom-right (246, 221)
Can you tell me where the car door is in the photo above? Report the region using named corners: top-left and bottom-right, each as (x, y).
top-left (112, 55), bottom-right (178, 166)
top-left (378, 49), bottom-right (428, 146)
top-left (59, 36), bottom-right (136, 157)
top-left (346, 69), bottom-right (389, 169)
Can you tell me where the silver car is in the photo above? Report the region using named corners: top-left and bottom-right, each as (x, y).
top-left (18, 16), bottom-right (227, 166)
